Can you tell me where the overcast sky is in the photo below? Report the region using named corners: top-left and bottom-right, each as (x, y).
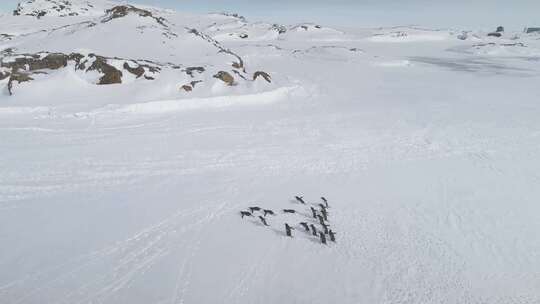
top-left (1, 0), bottom-right (538, 30)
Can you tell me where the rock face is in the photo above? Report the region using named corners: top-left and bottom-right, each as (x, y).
top-left (0, 51), bottom-right (165, 94)
top-left (7, 72), bottom-right (33, 95)
top-left (102, 5), bottom-right (167, 26)
top-left (213, 71), bottom-right (235, 86)
top-left (86, 55), bottom-right (123, 85)
top-left (13, 0), bottom-right (114, 18)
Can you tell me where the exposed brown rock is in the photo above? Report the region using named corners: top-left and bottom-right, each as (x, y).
top-left (7, 72), bottom-right (33, 95)
top-left (102, 5), bottom-right (167, 26)
top-left (123, 62), bottom-right (145, 78)
top-left (253, 71), bottom-right (271, 83)
top-left (86, 55), bottom-right (123, 85)
top-left (213, 71), bottom-right (235, 86)
top-left (181, 85), bottom-right (193, 92)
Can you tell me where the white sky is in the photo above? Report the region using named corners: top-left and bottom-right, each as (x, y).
top-left (1, 0), bottom-right (539, 30)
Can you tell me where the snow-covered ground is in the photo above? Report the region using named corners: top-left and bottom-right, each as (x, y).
top-left (1, 1), bottom-right (540, 303)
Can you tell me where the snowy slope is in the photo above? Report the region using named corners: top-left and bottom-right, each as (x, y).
top-left (1, 1), bottom-right (540, 304)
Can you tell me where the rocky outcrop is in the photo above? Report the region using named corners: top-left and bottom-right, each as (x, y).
top-left (253, 71), bottom-right (271, 83)
top-left (86, 55), bottom-right (122, 84)
top-left (13, 0), bottom-right (109, 18)
top-left (183, 67), bottom-right (205, 77)
top-left (102, 5), bottom-right (167, 26)
top-left (213, 71), bottom-right (234, 86)
top-left (0, 51), bottom-right (168, 94)
top-left (272, 24), bottom-right (287, 34)
top-left (180, 80), bottom-right (202, 92)
top-left (7, 72), bottom-right (33, 95)
top-left (123, 62), bottom-right (145, 78)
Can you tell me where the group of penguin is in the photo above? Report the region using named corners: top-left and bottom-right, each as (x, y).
top-left (240, 196), bottom-right (336, 245)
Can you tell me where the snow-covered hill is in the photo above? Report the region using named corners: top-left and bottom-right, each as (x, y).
top-left (1, 1), bottom-right (540, 304)
top-left (13, 0), bottom-right (117, 17)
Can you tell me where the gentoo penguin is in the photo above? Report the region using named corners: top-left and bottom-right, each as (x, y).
top-left (285, 223), bottom-right (294, 237)
top-left (310, 207), bottom-right (317, 218)
top-left (328, 230), bottom-right (336, 242)
top-left (319, 232), bottom-right (327, 244)
top-left (263, 209), bottom-right (275, 216)
top-left (240, 211), bottom-right (252, 218)
top-left (258, 216), bottom-right (269, 226)
top-left (310, 224), bottom-right (318, 236)
top-left (295, 196), bottom-right (306, 204)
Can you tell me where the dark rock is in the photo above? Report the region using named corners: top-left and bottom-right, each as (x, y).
top-left (102, 5), bottom-right (167, 26)
top-left (123, 62), bottom-right (145, 78)
top-left (272, 24), bottom-right (287, 34)
top-left (86, 55), bottom-right (123, 85)
top-left (181, 84), bottom-right (192, 92)
top-left (1, 53), bottom-right (69, 72)
top-left (253, 71), bottom-right (271, 83)
top-left (184, 66), bottom-right (205, 77)
top-left (496, 26), bottom-right (505, 33)
top-left (7, 72), bottom-right (33, 95)
top-left (488, 32), bottom-right (502, 38)
top-left (213, 71), bottom-right (234, 86)
top-left (239, 33), bottom-right (248, 39)
top-left (190, 80), bottom-right (202, 87)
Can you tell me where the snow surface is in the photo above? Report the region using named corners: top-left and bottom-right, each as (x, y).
top-left (1, 1), bottom-right (540, 304)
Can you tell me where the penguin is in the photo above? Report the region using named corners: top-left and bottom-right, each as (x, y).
top-left (295, 196), bottom-right (306, 204)
top-left (283, 209), bottom-right (296, 214)
top-left (240, 211), bottom-right (252, 218)
top-left (258, 216), bottom-right (269, 226)
top-left (249, 207), bottom-right (262, 213)
top-left (285, 223), bottom-right (294, 237)
top-left (317, 215), bottom-right (325, 225)
top-left (310, 224), bottom-right (318, 236)
top-left (310, 207), bottom-right (317, 218)
top-left (319, 232), bottom-right (327, 244)
top-left (328, 230), bottom-right (336, 242)
top-left (300, 222), bottom-right (310, 232)
top-left (321, 197), bottom-right (329, 208)
top-left (263, 209), bottom-right (275, 216)
top-left (321, 208), bottom-right (328, 221)
top-left (321, 223), bottom-right (329, 234)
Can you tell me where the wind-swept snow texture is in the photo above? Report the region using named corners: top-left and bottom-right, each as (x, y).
top-left (1, 1), bottom-right (540, 304)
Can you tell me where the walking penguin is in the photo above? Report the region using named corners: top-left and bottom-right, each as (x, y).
top-left (310, 207), bottom-right (317, 218)
top-left (310, 224), bottom-right (318, 236)
top-left (295, 196), bottom-right (306, 204)
top-left (328, 230), bottom-right (336, 242)
top-left (317, 215), bottom-right (325, 225)
top-left (321, 208), bottom-right (328, 221)
top-left (258, 216), bottom-right (269, 226)
top-left (263, 209), bottom-right (275, 216)
top-left (321, 197), bottom-right (329, 208)
top-left (240, 211), bottom-right (252, 218)
top-left (249, 206), bottom-right (262, 213)
top-left (319, 231), bottom-right (327, 245)
top-left (285, 223), bottom-right (294, 237)
top-left (321, 223), bottom-right (329, 234)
